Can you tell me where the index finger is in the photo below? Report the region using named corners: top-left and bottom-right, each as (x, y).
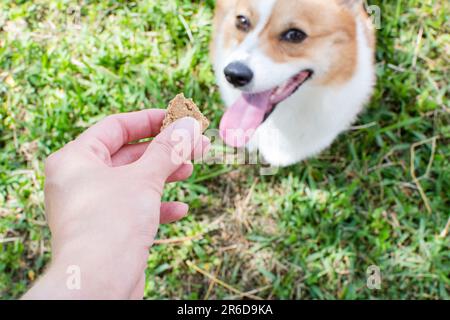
top-left (76, 109), bottom-right (166, 156)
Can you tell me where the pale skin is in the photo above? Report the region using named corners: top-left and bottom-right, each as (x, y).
top-left (22, 110), bottom-right (210, 300)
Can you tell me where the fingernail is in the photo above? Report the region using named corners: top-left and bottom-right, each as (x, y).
top-left (173, 117), bottom-right (199, 132)
top-left (180, 202), bottom-right (189, 213)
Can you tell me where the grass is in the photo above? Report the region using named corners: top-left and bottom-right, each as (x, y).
top-left (0, 0), bottom-right (449, 299)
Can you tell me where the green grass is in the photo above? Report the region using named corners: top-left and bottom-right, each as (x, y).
top-left (0, 0), bottom-right (449, 299)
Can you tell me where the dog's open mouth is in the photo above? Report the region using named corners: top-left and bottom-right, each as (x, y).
top-left (220, 69), bottom-right (313, 147)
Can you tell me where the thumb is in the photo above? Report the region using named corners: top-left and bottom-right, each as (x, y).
top-left (138, 117), bottom-right (202, 182)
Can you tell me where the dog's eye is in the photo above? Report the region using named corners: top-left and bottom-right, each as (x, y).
top-left (280, 29), bottom-right (307, 43)
top-left (236, 15), bottom-right (251, 32)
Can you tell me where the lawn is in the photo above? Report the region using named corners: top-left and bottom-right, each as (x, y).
top-left (0, 0), bottom-right (449, 300)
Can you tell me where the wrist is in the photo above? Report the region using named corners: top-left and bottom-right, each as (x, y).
top-left (24, 237), bottom-right (145, 299)
top-left (23, 255), bottom-right (127, 300)
top-left (51, 239), bottom-right (141, 299)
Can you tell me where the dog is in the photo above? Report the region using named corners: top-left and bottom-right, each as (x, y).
top-left (211, 0), bottom-right (376, 167)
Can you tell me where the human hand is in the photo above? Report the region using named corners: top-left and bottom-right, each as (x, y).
top-left (23, 109), bottom-right (210, 300)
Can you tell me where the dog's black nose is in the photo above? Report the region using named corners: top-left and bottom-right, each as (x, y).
top-left (224, 62), bottom-right (254, 87)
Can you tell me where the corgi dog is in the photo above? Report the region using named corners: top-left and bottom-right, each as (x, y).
top-left (211, 0), bottom-right (376, 167)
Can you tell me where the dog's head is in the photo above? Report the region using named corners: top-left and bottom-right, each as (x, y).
top-left (212, 0), bottom-right (372, 147)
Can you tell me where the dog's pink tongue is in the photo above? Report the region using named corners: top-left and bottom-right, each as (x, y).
top-left (220, 91), bottom-right (272, 147)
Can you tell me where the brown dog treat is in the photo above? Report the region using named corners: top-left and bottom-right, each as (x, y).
top-left (161, 94), bottom-right (210, 133)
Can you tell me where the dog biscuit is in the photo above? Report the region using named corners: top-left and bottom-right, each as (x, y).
top-left (161, 94), bottom-right (210, 133)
